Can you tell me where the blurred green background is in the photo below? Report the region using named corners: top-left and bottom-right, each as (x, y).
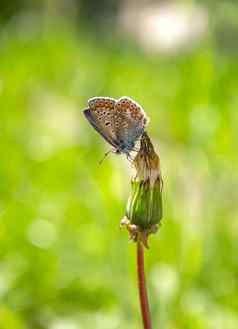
top-left (0, 1), bottom-right (238, 328)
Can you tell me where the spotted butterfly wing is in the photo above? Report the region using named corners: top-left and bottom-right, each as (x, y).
top-left (83, 97), bottom-right (119, 149)
top-left (114, 97), bottom-right (148, 153)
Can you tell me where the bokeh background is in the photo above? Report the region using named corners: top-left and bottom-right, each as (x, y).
top-left (0, 1), bottom-right (238, 328)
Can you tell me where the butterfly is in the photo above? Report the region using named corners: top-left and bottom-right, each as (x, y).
top-left (83, 96), bottom-right (148, 156)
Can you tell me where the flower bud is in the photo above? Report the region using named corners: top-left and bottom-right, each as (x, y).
top-left (126, 177), bottom-right (162, 228)
top-left (121, 132), bottom-right (163, 247)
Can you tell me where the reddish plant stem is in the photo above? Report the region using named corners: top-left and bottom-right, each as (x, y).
top-left (137, 241), bottom-right (152, 329)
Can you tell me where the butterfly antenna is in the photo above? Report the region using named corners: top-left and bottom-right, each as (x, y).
top-left (98, 149), bottom-right (113, 165)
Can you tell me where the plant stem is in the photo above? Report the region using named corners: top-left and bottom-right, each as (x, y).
top-left (137, 241), bottom-right (152, 329)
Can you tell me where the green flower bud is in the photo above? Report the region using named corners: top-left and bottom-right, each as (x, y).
top-left (121, 132), bottom-right (163, 247)
top-left (126, 177), bottom-right (162, 229)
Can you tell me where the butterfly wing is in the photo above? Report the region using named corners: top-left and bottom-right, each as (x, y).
top-left (83, 97), bottom-right (119, 149)
top-left (114, 97), bottom-right (148, 152)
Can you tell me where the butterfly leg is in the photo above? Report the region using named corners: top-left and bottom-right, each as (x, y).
top-left (126, 153), bottom-right (135, 163)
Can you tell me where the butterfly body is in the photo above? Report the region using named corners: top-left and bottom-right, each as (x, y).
top-left (83, 96), bottom-right (148, 155)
